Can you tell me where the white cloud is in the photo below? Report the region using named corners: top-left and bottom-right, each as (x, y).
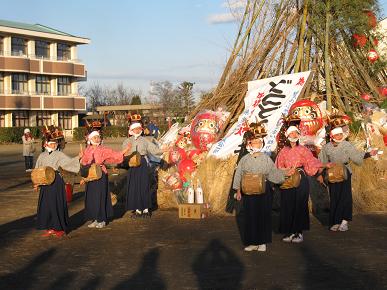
top-left (208, 13), bottom-right (238, 24)
top-left (221, 0), bottom-right (247, 10)
top-left (208, 0), bottom-right (246, 24)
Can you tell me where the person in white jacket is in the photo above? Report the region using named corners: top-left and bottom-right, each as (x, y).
top-left (22, 128), bottom-right (35, 172)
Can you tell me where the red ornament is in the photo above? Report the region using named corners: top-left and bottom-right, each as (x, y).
top-left (366, 11), bottom-right (377, 28)
top-left (288, 100), bottom-right (323, 136)
top-left (378, 87), bottom-right (387, 97)
top-left (373, 38), bottom-right (379, 46)
top-left (168, 147), bottom-right (185, 165)
top-left (164, 173), bottom-right (183, 191)
top-left (178, 158), bottom-right (196, 178)
top-left (361, 93), bottom-right (372, 101)
top-left (190, 111), bottom-right (220, 151)
top-left (352, 34), bottom-right (367, 48)
top-left (367, 50), bottom-right (379, 63)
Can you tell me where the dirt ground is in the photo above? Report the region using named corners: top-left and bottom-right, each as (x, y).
top-left (0, 139), bottom-right (386, 290)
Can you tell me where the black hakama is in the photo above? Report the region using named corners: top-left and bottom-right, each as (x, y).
top-left (279, 171), bottom-right (310, 235)
top-left (328, 172), bottom-right (352, 226)
top-left (37, 172), bottom-right (69, 232)
top-left (85, 172), bottom-right (113, 223)
top-left (243, 183), bottom-right (273, 246)
top-left (125, 156), bottom-right (151, 211)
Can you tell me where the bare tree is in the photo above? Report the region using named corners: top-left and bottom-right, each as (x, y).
top-left (83, 82), bottom-right (105, 112)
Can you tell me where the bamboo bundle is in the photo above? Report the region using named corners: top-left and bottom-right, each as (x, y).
top-left (191, 0), bottom-right (386, 133)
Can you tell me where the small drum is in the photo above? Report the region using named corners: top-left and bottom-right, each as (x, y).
top-left (280, 170), bottom-right (301, 189)
top-left (241, 173), bottom-right (266, 195)
top-left (81, 164), bottom-right (102, 182)
top-left (31, 166), bottom-right (56, 185)
top-left (326, 164), bottom-right (347, 183)
top-left (128, 152), bottom-right (141, 167)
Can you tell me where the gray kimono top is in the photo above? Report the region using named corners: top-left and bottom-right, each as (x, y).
top-left (318, 141), bottom-right (365, 174)
top-left (35, 150), bottom-right (80, 173)
top-left (122, 136), bottom-right (163, 157)
top-left (233, 153), bottom-right (285, 190)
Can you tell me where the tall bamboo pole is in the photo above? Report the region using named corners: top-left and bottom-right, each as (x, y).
top-left (324, 0), bottom-right (332, 111)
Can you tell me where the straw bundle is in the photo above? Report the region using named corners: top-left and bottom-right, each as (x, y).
top-left (351, 134), bottom-right (387, 213)
top-left (195, 156), bottom-right (238, 215)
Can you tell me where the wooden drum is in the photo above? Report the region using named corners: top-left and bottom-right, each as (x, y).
top-left (31, 167), bottom-right (56, 185)
top-left (85, 164), bottom-right (102, 182)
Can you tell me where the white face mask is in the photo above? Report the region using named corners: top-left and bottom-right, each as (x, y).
top-left (133, 132), bottom-right (142, 139)
top-left (90, 140), bottom-right (100, 146)
top-left (332, 137), bottom-right (343, 143)
top-left (45, 147), bottom-right (54, 153)
top-left (288, 137), bottom-right (299, 143)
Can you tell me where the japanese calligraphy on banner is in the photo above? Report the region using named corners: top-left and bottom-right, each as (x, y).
top-left (208, 71), bottom-right (311, 159)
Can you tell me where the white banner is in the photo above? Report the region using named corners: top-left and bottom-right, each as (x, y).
top-left (208, 71), bottom-right (311, 159)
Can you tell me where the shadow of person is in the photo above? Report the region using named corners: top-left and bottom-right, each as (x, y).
top-left (192, 239), bottom-right (244, 290)
top-left (68, 208), bottom-right (87, 233)
top-left (308, 176), bottom-right (330, 226)
top-left (300, 244), bottom-right (379, 290)
top-left (112, 248), bottom-right (166, 290)
top-left (0, 214), bottom-right (37, 251)
top-left (80, 277), bottom-right (102, 290)
top-left (0, 248), bottom-right (56, 289)
top-left (45, 272), bottom-right (76, 290)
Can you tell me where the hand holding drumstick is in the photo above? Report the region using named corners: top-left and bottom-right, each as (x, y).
top-left (122, 142), bottom-right (132, 156)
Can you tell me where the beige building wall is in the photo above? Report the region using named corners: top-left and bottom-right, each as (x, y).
top-left (3, 36), bottom-right (11, 54)
top-left (29, 111), bottom-right (37, 126)
top-left (4, 112), bottom-right (12, 126)
top-left (71, 45), bottom-right (77, 60)
top-left (3, 74), bottom-right (11, 94)
top-left (28, 76), bottom-right (35, 95)
top-left (51, 112), bottom-right (58, 126)
top-left (50, 43), bottom-right (57, 60)
top-left (50, 78), bottom-right (57, 96)
top-left (27, 40), bottom-right (35, 57)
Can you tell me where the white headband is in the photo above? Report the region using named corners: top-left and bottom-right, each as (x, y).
top-left (330, 127), bottom-right (343, 136)
top-left (129, 122), bottom-right (142, 131)
top-left (46, 141), bottom-right (56, 145)
top-left (88, 131), bottom-right (100, 140)
top-left (285, 126), bottom-right (300, 137)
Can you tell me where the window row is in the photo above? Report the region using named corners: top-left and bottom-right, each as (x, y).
top-left (0, 36), bottom-right (71, 60)
top-left (0, 110), bottom-right (73, 129)
top-left (0, 73), bottom-right (72, 95)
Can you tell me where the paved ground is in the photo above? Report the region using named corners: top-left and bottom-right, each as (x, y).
top-left (0, 140), bottom-right (386, 290)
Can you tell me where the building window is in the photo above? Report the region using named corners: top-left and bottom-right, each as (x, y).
top-left (0, 111), bottom-right (5, 127)
top-left (12, 111), bottom-right (30, 127)
top-left (36, 75), bottom-right (51, 95)
top-left (0, 37), bottom-right (3, 55)
top-left (36, 111), bottom-right (52, 126)
top-left (11, 37), bottom-right (27, 56)
top-left (57, 76), bottom-right (71, 95)
top-left (12, 74), bottom-right (28, 94)
top-left (35, 40), bottom-right (50, 59)
top-left (0, 73), bottom-right (3, 94)
top-left (57, 43), bottom-right (70, 60)
top-left (59, 111), bottom-right (72, 130)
